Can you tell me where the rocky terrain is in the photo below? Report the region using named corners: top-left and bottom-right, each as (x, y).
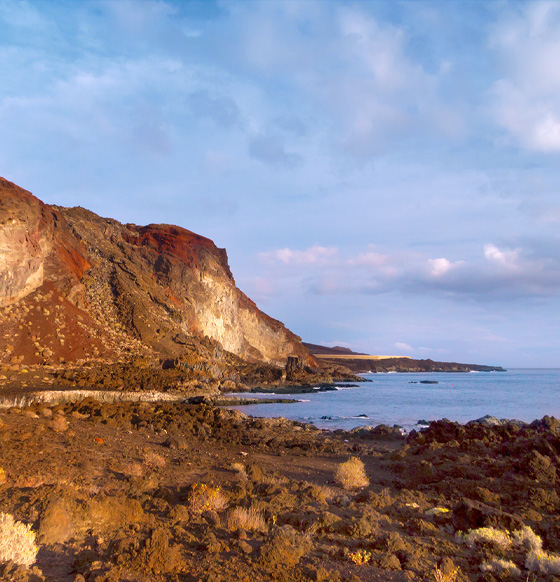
top-left (0, 399), bottom-right (559, 582)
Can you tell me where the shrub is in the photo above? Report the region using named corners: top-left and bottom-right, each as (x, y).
top-left (335, 458), bottom-right (369, 490)
top-left (512, 526), bottom-right (542, 552)
top-left (433, 564), bottom-right (460, 582)
top-left (425, 507), bottom-right (450, 517)
top-left (481, 558), bottom-right (521, 578)
top-left (260, 527), bottom-right (312, 569)
top-left (525, 549), bottom-right (560, 575)
top-left (348, 549), bottom-right (371, 565)
top-left (227, 505), bottom-right (267, 532)
top-left (458, 526), bottom-right (512, 550)
top-left (143, 449), bottom-right (167, 469)
top-left (0, 513), bottom-right (38, 567)
top-left (188, 483), bottom-right (228, 513)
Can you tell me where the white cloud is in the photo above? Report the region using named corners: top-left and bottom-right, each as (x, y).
top-left (259, 245), bottom-right (338, 265)
top-left (483, 244), bottom-right (518, 268)
top-left (347, 251), bottom-right (388, 267)
top-left (394, 342), bottom-right (413, 352)
top-left (489, 2), bottom-right (560, 152)
top-left (428, 257), bottom-right (452, 277)
top-left (256, 239), bottom-right (560, 302)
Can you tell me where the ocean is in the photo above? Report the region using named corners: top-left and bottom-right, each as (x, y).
top-left (229, 369), bottom-right (560, 432)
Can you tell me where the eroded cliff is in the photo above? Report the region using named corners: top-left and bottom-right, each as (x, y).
top-left (0, 177), bottom-right (311, 367)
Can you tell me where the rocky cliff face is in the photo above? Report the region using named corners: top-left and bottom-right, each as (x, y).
top-left (0, 177), bottom-right (311, 367)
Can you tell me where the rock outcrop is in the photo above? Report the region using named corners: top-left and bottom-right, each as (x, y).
top-left (0, 177), bottom-right (311, 367)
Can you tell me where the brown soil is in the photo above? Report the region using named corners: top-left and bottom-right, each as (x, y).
top-left (0, 394), bottom-right (558, 582)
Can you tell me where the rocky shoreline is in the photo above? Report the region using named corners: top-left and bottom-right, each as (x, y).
top-left (0, 178), bottom-right (552, 582)
top-left (0, 391), bottom-right (558, 582)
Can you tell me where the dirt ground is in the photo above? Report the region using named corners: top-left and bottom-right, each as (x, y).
top-left (0, 394), bottom-right (559, 582)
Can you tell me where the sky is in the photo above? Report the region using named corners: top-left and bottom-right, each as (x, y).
top-left (1, 0), bottom-right (560, 367)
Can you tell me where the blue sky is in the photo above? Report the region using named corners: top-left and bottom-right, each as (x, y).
top-left (2, 0), bottom-right (560, 367)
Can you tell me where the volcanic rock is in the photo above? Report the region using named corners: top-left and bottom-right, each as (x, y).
top-left (0, 177), bottom-right (311, 367)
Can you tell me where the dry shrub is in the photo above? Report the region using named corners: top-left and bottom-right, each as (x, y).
top-left (348, 549), bottom-right (371, 565)
top-left (526, 549), bottom-right (560, 575)
top-left (315, 484), bottom-right (337, 501)
top-left (433, 564), bottom-right (460, 582)
top-left (0, 513), bottom-right (38, 567)
top-left (481, 559), bottom-right (521, 578)
top-left (260, 526), bottom-right (312, 570)
top-left (0, 467), bottom-right (6, 485)
top-left (51, 415), bottom-right (69, 432)
top-left (335, 458), bottom-right (369, 490)
top-left (459, 526), bottom-right (512, 551)
top-left (513, 526), bottom-right (542, 552)
top-left (227, 505), bottom-right (267, 532)
top-left (259, 473), bottom-right (287, 487)
top-left (143, 450), bottom-right (167, 469)
top-left (188, 484), bottom-right (228, 513)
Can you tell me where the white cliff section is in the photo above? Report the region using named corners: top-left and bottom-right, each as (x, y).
top-left (195, 271), bottom-right (246, 356)
top-left (0, 220), bottom-right (46, 306)
top-left (237, 307), bottom-right (293, 364)
top-left (195, 270), bottom-right (295, 365)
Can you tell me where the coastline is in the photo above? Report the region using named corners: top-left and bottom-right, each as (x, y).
top-left (225, 369), bottom-right (560, 432)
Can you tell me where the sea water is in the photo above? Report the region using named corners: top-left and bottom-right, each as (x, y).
top-left (229, 369), bottom-right (560, 432)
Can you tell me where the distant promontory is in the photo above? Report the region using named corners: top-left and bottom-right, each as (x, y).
top-left (304, 343), bottom-right (506, 373)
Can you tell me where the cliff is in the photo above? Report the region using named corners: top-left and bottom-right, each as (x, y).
top-left (0, 177), bottom-right (311, 367)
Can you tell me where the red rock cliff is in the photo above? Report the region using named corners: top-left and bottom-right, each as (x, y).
top-left (0, 177), bottom-right (311, 366)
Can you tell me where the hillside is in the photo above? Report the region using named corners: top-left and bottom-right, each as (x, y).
top-left (0, 177), bottom-right (311, 370)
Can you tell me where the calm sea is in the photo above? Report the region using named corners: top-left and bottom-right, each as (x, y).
top-left (229, 369), bottom-right (560, 432)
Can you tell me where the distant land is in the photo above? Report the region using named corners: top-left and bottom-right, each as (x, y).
top-left (304, 343), bottom-right (506, 373)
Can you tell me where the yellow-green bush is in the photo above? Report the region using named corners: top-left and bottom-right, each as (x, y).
top-left (334, 458), bottom-right (369, 490)
top-left (480, 558), bottom-right (521, 578)
top-left (0, 513), bottom-right (38, 567)
top-left (458, 526), bottom-right (512, 550)
top-left (188, 483), bottom-right (228, 513)
top-left (526, 549), bottom-right (560, 575)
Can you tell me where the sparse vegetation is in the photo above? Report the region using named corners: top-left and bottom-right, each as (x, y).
top-left (334, 457), bottom-right (369, 490)
top-left (433, 564), bottom-right (460, 582)
top-left (347, 549), bottom-right (372, 565)
top-left (0, 512), bottom-right (38, 567)
top-left (188, 483), bottom-right (228, 513)
top-left (525, 549), bottom-right (560, 575)
top-left (0, 389), bottom-right (557, 581)
top-left (227, 505), bottom-right (267, 532)
top-left (481, 558), bottom-right (521, 578)
top-left (458, 526), bottom-right (512, 550)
